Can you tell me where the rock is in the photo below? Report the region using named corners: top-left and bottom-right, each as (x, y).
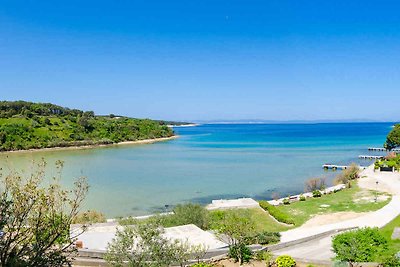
top-left (320, 204), bottom-right (330, 208)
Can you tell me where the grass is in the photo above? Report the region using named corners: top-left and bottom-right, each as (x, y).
top-left (380, 214), bottom-right (400, 257)
top-left (276, 182), bottom-right (391, 226)
top-left (209, 208), bottom-right (292, 233)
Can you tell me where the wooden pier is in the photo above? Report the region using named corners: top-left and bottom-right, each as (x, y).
top-left (358, 155), bottom-right (384, 160)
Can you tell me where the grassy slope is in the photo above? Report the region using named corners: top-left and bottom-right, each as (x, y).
top-left (380, 215), bottom-right (400, 256)
top-left (209, 208), bottom-right (291, 233)
top-left (276, 182), bottom-right (391, 226)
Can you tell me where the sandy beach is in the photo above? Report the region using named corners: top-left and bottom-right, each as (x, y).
top-left (1, 135), bottom-right (179, 154)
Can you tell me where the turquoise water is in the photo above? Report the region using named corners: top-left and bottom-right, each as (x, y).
top-left (0, 123), bottom-right (393, 217)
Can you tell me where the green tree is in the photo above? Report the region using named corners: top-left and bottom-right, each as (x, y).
top-left (171, 203), bottom-right (209, 229)
top-left (0, 160), bottom-right (89, 267)
top-left (105, 221), bottom-right (193, 267)
top-left (385, 124), bottom-right (400, 150)
top-left (215, 211), bottom-right (255, 265)
top-left (332, 227), bottom-right (388, 266)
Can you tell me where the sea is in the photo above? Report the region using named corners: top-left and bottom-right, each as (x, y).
top-left (0, 122), bottom-right (394, 217)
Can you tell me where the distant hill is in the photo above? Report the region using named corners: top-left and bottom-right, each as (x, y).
top-left (0, 101), bottom-right (174, 151)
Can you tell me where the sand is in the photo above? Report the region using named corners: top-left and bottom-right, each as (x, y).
top-left (0, 136), bottom-right (178, 154)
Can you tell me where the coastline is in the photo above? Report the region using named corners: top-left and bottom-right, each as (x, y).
top-left (1, 135), bottom-right (179, 154)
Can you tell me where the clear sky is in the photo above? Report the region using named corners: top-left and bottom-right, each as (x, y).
top-left (1, 1), bottom-right (399, 121)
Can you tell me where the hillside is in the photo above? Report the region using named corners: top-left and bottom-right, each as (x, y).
top-left (0, 101), bottom-right (174, 151)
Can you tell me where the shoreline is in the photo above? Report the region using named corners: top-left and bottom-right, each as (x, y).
top-left (1, 135), bottom-right (179, 154)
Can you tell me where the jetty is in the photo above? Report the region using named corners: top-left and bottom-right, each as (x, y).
top-left (323, 164), bottom-right (367, 170)
top-left (358, 155), bottom-right (384, 160)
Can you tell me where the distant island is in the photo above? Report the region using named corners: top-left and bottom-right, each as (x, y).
top-left (0, 101), bottom-right (177, 152)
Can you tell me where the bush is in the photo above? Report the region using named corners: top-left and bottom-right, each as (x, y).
top-left (228, 244), bottom-right (252, 263)
top-left (275, 255), bottom-right (296, 267)
top-left (381, 254), bottom-right (400, 267)
top-left (312, 190), bottom-right (322, 198)
top-left (334, 163), bottom-right (360, 185)
top-left (305, 177), bottom-right (326, 192)
top-left (332, 227), bottom-right (388, 264)
top-left (170, 203), bottom-right (209, 229)
top-left (299, 194), bottom-right (306, 201)
top-left (254, 250), bottom-right (273, 261)
top-left (73, 210), bottom-right (107, 224)
top-left (283, 198), bottom-right (290, 205)
top-left (247, 231), bottom-right (281, 245)
top-left (259, 201), bottom-right (295, 225)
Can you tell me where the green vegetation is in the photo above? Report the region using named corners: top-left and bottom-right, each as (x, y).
top-left (332, 227), bottom-right (388, 264)
top-left (120, 205), bottom-right (289, 233)
top-left (275, 255), bottom-right (296, 267)
top-left (73, 210), bottom-right (107, 224)
top-left (0, 160), bottom-right (88, 266)
top-left (334, 163), bottom-right (361, 185)
top-left (259, 201), bottom-right (295, 225)
top-left (385, 124), bottom-right (400, 150)
top-left (105, 220), bottom-right (204, 267)
top-left (209, 208), bottom-right (290, 233)
top-left (379, 215), bottom-right (400, 258)
top-left (375, 153), bottom-right (400, 171)
top-left (0, 100), bottom-right (173, 151)
top-left (277, 182), bottom-right (390, 226)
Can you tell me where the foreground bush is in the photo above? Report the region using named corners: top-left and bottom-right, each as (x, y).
top-left (228, 244), bottom-right (252, 264)
top-left (332, 227), bottom-right (388, 264)
top-left (275, 255), bottom-right (296, 267)
top-left (0, 160), bottom-right (89, 266)
top-left (259, 201), bottom-right (295, 225)
top-left (381, 254), bottom-right (400, 267)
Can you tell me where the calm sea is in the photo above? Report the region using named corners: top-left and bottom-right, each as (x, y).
top-left (0, 123), bottom-right (393, 217)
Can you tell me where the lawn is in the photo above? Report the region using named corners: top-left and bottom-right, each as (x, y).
top-left (209, 208), bottom-right (292, 233)
top-left (276, 182), bottom-right (391, 226)
top-left (380, 215), bottom-right (400, 256)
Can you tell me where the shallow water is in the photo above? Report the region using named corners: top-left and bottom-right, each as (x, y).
top-left (0, 123), bottom-right (393, 217)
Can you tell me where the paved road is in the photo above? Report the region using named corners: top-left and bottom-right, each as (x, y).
top-left (274, 235), bottom-right (335, 262)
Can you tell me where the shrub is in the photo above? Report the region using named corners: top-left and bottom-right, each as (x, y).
top-left (247, 231), bottom-right (281, 245)
top-left (299, 194), bottom-right (306, 201)
top-left (283, 198), bottom-right (290, 205)
top-left (381, 254), bottom-right (400, 267)
top-left (312, 190), bottom-right (322, 198)
top-left (228, 244), bottom-right (252, 263)
top-left (254, 250), bottom-right (273, 261)
top-left (334, 163), bottom-right (360, 185)
top-left (259, 201), bottom-right (295, 225)
top-left (332, 227), bottom-right (388, 264)
top-left (305, 177), bottom-right (326, 192)
top-left (73, 210), bottom-right (107, 224)
top-left (170, 203), bottom-right (209, 229)
top-left (275, 255), bottom-right (296, 267)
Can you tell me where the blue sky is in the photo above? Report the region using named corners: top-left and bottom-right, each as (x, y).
top-left (0, 1), bottom-right (399, 121)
